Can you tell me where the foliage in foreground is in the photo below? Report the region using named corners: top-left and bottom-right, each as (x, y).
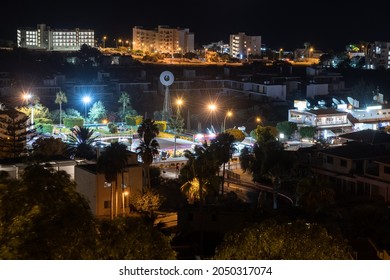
top-left (0, 164), bottom-right (176, 260)
top-left (214, 219), bottom-right (352, 260)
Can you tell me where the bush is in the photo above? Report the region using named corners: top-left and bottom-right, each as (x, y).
top-left (35, 118), bottom-right (53, 124)
top-left (107, 122), bottom-right (118, 133)
top-left (126, 115), bottom-right (143, 126)
top-left (36, 123), bottom-right (54, 134)
top-left (63, 117), bottom-right (84, 128)
top-left (154, 121), bottom-right (167, 132)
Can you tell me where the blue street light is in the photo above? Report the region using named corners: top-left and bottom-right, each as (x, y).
top-left (82, 96), bottom-right (91, 119)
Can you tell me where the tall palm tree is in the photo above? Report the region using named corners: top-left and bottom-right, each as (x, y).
top-left (136, 118), bottom-right (160, 189)
top-left (54, 90), bottom-right (67, 129)
top-left (136, 139), bottom-right (160, 190)
top-left (183, 142), bottom-right (219, 206)
top-left (137, 118), bottom-right (159, 147)
top-left (97, 142), bottom-right (128, 219)
top-left (67, 126), bottom-right (97, 160)
top-left (118, 91), bottom-right (130, 121)
top-left (209, 132), bottom-right (237, 195)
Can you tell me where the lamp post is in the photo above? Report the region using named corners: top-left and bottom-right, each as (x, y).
top-left (122, 190), bottom-right (129, 216)
top-left (208, 103), bottom-right (217, 133)
top-left (223, 111), bottom-right (232, 132)
top-left (173, 98), bottom-right (184, 158)
top-left (176, 98), bottom-right (183, 118)
top-left (23, 93), bottom-right (34, 130)
top-left (103, 36), bottom-right (107, 48)
top-left (279, 48), bottom-right (283, 60)
top-left (247, 48), bottom-right (251, 62)
top-left (82, 96), bottom-right (91, 120)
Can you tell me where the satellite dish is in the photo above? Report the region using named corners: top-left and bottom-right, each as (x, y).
top-left (347, 96), bottom-right (354, 105)
top-left (332, 98), bottom-right (340, 105)
top-left (160, 71), bottom-right (174, 86)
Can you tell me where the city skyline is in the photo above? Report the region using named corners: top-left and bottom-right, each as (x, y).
top-left (1, 1), bottom-right (389, 52)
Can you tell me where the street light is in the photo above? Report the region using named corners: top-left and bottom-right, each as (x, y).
top-left (223, 111), bottom-right (232, 132)
top-left (103, 36), bottom-right (107, 48)
top-left (82, 95), bottom-right (91, 120)
top-left (309, 47), bottom-right (314, 58)
top-left (279, 48), bottom-right (283, 60)
top-left (23, 93), bottom-right (34, 130)
top-left (247, 48), bottom-right (251, 62)
top-left (176, 98), bottom-right (183, 118)
top-left (208, 103), bottom-right (217, 133)
top-left (173, 98), bottom-right (184, 158)
top-left (122, 190), bottom-right (129, 216)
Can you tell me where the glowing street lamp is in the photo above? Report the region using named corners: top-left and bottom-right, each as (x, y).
top-left (103, 36), bottom-right (107, 48)
top-left (176, 98), bottom-right (183, 118)
top-left (279, 48), bottom-right (283, 60)
top-left (122, 190), bottom-right (129, 216)
top-left (208, 103), bottom-right (217, 133)
top-left (23, 93), bottom-right (34, 129)
top-left (82, 95), bottom-right (91, 120)
top-left (223, 111), bottom-right (232, 132)
top-left (173, 98), bottom-right (184, 158)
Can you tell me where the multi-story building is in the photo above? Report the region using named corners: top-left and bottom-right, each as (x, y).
top-left (17, 24), bottom-right (49, 49)
top-left (17, 24), bottom-right (94, 51)
top-left (229, 32), bottom-right (261, 59)
top-left (310, 129), bottom-right (390, 202)
top-left (365, 41), bottom-right (390, 69)
top-left (288, 107), bottom-right (352, 138)
top-left (75, 151), bottom-right (143, 217)
top-left (132, 25), bottom-right (194, 54)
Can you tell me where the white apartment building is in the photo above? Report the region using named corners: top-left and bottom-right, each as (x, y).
top-left (17, 24), bottom-right (48, 49)
top-left (17, 24), bottom-right (94, 51)
top-left (229, 32), bottom-right (261, 59)
top-left (132, 25), bottom-right (194, 54)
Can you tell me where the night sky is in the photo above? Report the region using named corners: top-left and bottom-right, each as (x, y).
top-left (1, 1), bottom-right (389, 52)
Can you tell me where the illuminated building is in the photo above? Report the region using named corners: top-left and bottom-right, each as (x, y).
top-left (132, 25), bottom-right (194, 54)
top-left (229, 32), bottom-right (261, 59)
top-left (17, 24), bottom-right (94, 51)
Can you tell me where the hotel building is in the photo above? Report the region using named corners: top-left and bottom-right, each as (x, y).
top-left (132, 25), bottom-right (194, 54)
top-left (229, 32), bottom-right (261, 59)
top-left (17, 24), bottom-right (94, 51)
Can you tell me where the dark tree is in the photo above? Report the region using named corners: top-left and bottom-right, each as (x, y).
top-left (67, 126), bottom-right (97, 160)
top-left (96, 216), bottom-right (176, 260)
top-left (0, 164), bottom-right (97, 259)
top-left (214, 219), bottom-right (352, 260)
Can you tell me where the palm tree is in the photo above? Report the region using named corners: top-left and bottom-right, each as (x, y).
top-left (209, 132), bottom-right (237, 195)
top-left (97, 142), bottom-right (128, 219)
top-left (137, 118), bottom-right (159, 147)
top-left (180, 177), bottom-right (207, 204)
top-left (136, 119), bottom-right (160, 189)
top-left (118, 91), bottom-right (130, 122)
top-left (183, 142), bottom-right (219, 206)
top-left (67, 126), bottom-right (97, 160)
top-left (136, 139), bottom-right (160, 190)
top-left (54, 90), bottom-right (67, 130)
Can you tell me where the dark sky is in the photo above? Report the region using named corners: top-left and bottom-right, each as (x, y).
top-left (1, 1), bottom-right (389, 52)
